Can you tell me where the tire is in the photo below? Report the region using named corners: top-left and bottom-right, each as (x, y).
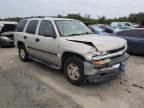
top-left (18, 44), bottom-right (29, 62)
top-left (64, 56), bottom-right (86, 85)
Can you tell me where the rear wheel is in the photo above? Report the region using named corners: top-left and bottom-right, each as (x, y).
top-left (64, 56), bottom-right (86, 85)
top-left (18, 44), bottom-right (29, 62)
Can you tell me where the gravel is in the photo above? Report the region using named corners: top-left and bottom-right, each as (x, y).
top-left (0, 48), bottom-right (144, 108)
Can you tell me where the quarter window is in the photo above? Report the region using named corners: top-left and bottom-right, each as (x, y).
top-left (38, 20), bottom-right (56, 37)
top-left (26, 20), bottom-right (38, 34)
top-left (16, 20), bottom-right (27, 32)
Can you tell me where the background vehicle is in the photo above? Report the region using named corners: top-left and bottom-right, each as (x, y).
top-left (89, 24), bottom-right (114, 35)
top-left (98, 25), bottom-right (114, 33)
top-left (111, 22), bottom-right (135, 29)
top-left (14, 17), bottom-right (129, 85)
top-left (114, 26), bottom-right (135, 32)
top-left (88, 25), bottom-right (104, 35)
top-left (0, 21), bottom-right (17, 47)
top-left (114, 28), bottom-right (144, 55)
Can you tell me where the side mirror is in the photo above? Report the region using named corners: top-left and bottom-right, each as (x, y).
top-left (51, 34), bottom-right (57, 38)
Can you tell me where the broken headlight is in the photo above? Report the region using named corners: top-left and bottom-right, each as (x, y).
top-left (93, 51), bottom-right (107, 56)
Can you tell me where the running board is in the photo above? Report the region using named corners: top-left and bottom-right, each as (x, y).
top-left (29, 55), bottom-right (61, 70)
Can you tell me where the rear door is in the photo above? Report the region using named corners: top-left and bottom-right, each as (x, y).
top-left (24, 20), bottom-right (40, 56)
top-left (117, 29), bottom-right (144, 53)
top-left (117, 30), bottom-right (135, 51)
top-left (133, 29), bottom-right (144, 53)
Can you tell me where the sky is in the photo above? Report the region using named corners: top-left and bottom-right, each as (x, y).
top-left (0, 0), bottom-right (144, 18)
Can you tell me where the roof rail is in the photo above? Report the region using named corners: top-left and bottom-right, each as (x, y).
top-left (23, 16), bottom-right (56, 19)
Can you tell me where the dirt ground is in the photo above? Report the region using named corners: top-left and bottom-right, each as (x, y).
top-left (0, 48), bottom-right (144, 108)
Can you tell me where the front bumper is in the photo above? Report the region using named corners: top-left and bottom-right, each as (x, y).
top-left (84, 53), bottom-right (129, 83)
top-left (0, 40), bottom-right (14, 47)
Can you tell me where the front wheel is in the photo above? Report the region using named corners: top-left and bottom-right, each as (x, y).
top-left (64, 56), bottom-right (86, 85)
top-left (18, 44), bottom-right (29, 62)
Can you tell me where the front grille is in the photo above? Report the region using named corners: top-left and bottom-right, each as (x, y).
top-left (109, 46), bottom-right (125, 54)
top-left (109, 52), bottom-right (125, 60)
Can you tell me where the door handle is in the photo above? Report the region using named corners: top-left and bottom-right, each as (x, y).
top-left (24, 36), bottom-right (27, 39)
top-left (35, 38), bottom-right (40, 42)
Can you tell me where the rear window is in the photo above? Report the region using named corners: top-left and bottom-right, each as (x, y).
top-left (26, 20), bottom-right (38, 34)
top-left (16, 20), bottom-right (27, 32)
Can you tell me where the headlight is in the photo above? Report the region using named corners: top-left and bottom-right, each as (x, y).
top-left (93, 51), bottom-right (107, 56)
top-left (2, 36), bottom-right (9, 40)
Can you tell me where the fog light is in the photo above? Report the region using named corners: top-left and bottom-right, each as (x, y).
top-left (91, 60), bottom-right (101, 65)
top-left (91, 59), bottom-right (111, 65)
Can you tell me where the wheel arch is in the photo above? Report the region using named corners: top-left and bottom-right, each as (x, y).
top-left (61, 51), bottom-right (86, 66)
top-left (17, 41), bottom-right (25, 49)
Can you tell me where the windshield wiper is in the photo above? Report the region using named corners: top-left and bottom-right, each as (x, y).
top-left (66, 33), bottom-right (82, 36)
top-left (66, 32), bottom-right (93, 36)
top-left (80, 32), bottom-right (93, 35)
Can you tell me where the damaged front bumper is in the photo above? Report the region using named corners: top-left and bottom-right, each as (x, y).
top-left (84, 53), bottom-right (129, 83)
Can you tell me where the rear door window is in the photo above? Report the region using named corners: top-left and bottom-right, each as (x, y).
top-left (16, 20), bottom-right (27, 32)
top-left (26, 20), bottom-right (38, 34)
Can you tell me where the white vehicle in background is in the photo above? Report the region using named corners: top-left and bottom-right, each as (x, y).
top-left (14, 17), bottom-right (129, 85)
top-left (111, 22), bottom-right (140, 32)
top-left (111, 22), bottom-right (135, 29)
top-left (113, 26), bottom-right (135, 33)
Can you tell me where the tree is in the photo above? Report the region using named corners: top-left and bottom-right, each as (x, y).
top-left (1, 12), bottom-right (144, 26)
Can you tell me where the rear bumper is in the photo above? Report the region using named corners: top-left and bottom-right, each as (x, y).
top-left (84, 53), bottom-right (129, 83)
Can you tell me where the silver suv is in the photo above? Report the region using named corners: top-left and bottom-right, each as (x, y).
top-left (14, 17), bottom-right (129, 85)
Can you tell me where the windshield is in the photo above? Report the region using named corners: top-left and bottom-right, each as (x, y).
top-left (55, 20), bottom-right (92, 36)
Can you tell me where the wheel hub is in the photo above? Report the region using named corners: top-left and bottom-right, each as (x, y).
top-left (67, 63), bottom-right (80, 80)
top-left (20, 49), bottom-right (25, 59)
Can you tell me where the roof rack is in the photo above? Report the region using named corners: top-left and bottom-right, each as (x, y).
top-left (23, 16), bottom-right (56, 19)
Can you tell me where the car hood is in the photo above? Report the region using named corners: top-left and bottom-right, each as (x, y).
top-left (65, 34), bottom-right (127, 51)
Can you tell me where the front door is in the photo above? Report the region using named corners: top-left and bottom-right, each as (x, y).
top-left (36, 20), bottom-right (59, 65)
